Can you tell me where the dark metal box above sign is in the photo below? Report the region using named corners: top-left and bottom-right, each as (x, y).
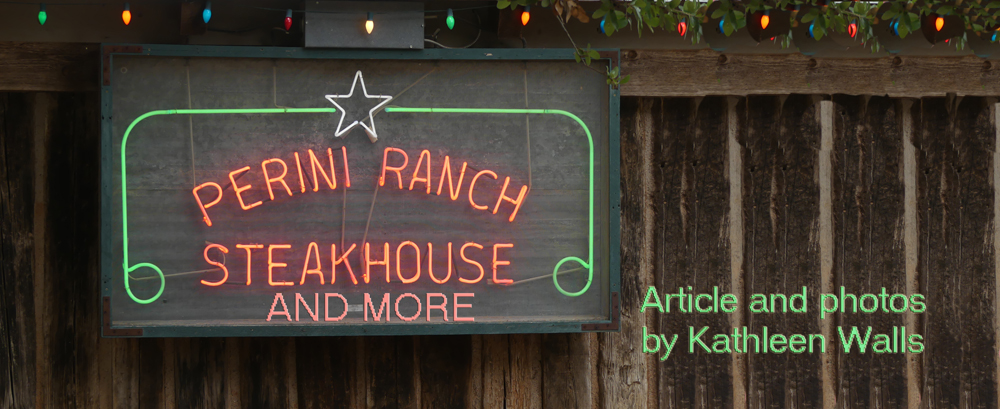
top-left (100, 45), bottom-right (620, 337)
top-left (305, 1), bottom-right (424, 49)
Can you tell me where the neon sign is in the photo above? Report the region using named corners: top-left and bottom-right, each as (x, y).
top-left (103, 49), bottom-right (619, 336)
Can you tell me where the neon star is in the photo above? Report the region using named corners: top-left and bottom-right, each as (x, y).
top-left (325, 70), bottom-right (393, 143)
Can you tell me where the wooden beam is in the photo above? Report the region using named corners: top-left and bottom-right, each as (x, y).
top-left (0, 43), bottom-right (100, 92)
top-left (620, 49), bottom-right (1000, 97)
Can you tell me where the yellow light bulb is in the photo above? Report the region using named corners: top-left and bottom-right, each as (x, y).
top-left (366, 12), bottom-right (374, 34)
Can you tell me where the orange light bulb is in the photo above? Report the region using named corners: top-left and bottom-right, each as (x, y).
top-left (761, 14), bottom-right (770, 30)
top-left (122, 3), bottom-right (131, 26)
top-left (521, 6), bottom-right (530, 26)
top-left (935, 16), bottom-right (944, 31)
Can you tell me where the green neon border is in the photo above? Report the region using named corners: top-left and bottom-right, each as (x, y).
top-left (101, 44), bottom-right (621, 337)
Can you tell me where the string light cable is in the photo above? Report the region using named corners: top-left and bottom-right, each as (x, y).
top-left (425, 11), bottom-right (483, 49)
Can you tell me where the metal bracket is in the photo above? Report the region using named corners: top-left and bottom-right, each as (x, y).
top-left (103, 296), bottom-right (143, 337)
top-left (102, 45), bottom-right (143, 86)
top-left (582, 291), bottom-right (620, 331)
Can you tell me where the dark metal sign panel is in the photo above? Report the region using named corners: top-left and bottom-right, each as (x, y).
top-left (100, 45), bottom-right (620, 337)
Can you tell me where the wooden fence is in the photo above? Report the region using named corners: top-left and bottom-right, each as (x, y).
top-left (2, 90), bottom-right (998, 408)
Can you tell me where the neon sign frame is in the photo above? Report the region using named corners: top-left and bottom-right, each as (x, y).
top-left (101, 45), bottom-right (621, 337)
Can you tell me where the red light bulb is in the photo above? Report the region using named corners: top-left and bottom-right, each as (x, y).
top-left (284, 9), bottom-right (292, 31)
top-left (678, 21), bottom-right (687, 36)
top-left (848, 22), bottom-right (857, 37)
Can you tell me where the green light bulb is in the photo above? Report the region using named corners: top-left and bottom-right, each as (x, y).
top-left (38, 4), bottom-right (47, 25)
top-left (446, 9), bottom-right (454, 30)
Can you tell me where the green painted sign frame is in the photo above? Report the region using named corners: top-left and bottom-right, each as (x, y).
top-left (100, 44), bottom-right (621, 337)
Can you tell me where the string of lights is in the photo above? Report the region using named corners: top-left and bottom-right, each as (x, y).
top-left (0, 0), bottom-right (511, 31)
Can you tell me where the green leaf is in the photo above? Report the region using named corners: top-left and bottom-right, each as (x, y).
top-left (593, 8), bottom-right (607, 19)
top-left (497, 0), bottom-right (511, 9)
top-left (711, 8), bottom-right (727, 19)
top-left (937, 5), bottom-right (954, 15)
top-left (988, 1), bottom-right (1000, 8)
top-left (621, 74), bottom-right (631, 85)
top-left (802, 8), bottom-right (820, 23)
top-left (881, 9), bottom-right (897, 20)
top-left (574, 53), bottom-right (582, 63)
top-left (588, 50), bottom-right (601, 59)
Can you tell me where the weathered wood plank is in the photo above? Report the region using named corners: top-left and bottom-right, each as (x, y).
top-left (542, 333), bottom-right (596, 409)
top-left (599, 97), bottom-right (654, 409)
top-left (744, 95), bottom-right (823, 407)
top-left (295, 337), bottom-right (356, 409)
top-left (953, 96), bottom-right (997, 406)
top-left (139, 340), bottom-right (166, 409)
top-left (0, 92), bottom-right (37, 409)
top-left (481, 335), bottom-right (508, 408)
top-left (0, 43), bottom-right (100, 92)
top-left (240, 338), bottom-right (294, 408)
top-left (744, 95), bottom-right (785, 407)
top-left (776, 94), bottom-right (823, 408)
top-left (508, 334), bottom-right (542, 408)
top-left (418, 335), bottom-right (471, 409)
top-left (831, 95), bottom-right (910, 407)
top-left (174, 338), bottom-right (225, 408)
top-left (620, 50), bottom-right (1000, 98)
top-left (655, 96), bottom-right (698, 407)
top-left (114, 338), bottom-right (140, 409)
top-left (727, 96), bottom-right (749, 408)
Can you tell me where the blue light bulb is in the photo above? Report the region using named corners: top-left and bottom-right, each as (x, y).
top-left (600, 17), bottom-right (606, 34)
top-left (809, 22), bottom-right (815, 38)
top-left (202, 1), bottom-right (211, 24)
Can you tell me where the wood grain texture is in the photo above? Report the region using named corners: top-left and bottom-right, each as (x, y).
top-left (0, 92), bottom-right (37, 409)
top-left (295, 337), bottom-right (356, 409)
top-left (599, 97), bottom-right (654, 409)
top-left (508, 334), bottom-right (542, 409)
top-left (620, 50), bottom-right (1000, 98)
top-left (241, 338), bottom-right (294, 409)
top-left (481, 334), bottom-right (508, 408)
top-left (830, 95), bottom-right (909, 407)
top-left (418, 335), bottom-right (471, 409)
top-left (542, 333), bottom-right (596, 409)
top-left (918, 96), bottom-right (998, 407)
top-left (917, 97), bottom-right (965, 406)
top-left (0, 43), bottom-right (100, 92)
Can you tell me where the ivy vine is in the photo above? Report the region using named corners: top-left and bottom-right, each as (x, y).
top-left (498, 0), bottom-right (1000, 86)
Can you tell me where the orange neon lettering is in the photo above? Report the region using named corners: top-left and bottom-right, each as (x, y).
top-left (426, 293), bottom-right (449, 322)
top-left (454, 293), bottom-right (475, 322)
top-left (395, 293), bottom-right (422, 322)
top-left (266, 293), bottom-right (292, 321)
top-left (324, 293), bottom-right (348, 321)
top-left (296, 293), bottom-right (319, 322)
top-left (468, 170), bottom-right (498, 210)
top-left (230, 166), bottom-right (262, 210)
top-left (409, 149), bottom-right (432, 194)
top-left (427, 242), bottom-right (453, 284)
top-left (268, 244), bottom-right (294, 286)
top-left (493, 177), bottom-right (529, 222)
top-left (379, 148), bottom-right (409, 189)
top-left (436, 156), bottom-right (468, 201)
top-left (192, 182), bottom-right (223, 227)
top-left (300, 242), bottom-right (324, 285)
top-left (364, 292), bottom-right (391, 322)
top-left (293, 152), bottom-right (307, 194)
top-left (458, 242), bottom-right (485, 284)
top-left (331, 243), bottom-right (358, 285)
top-left (201, 243), bottom-right (229, 286)
top-left (364, 242), bottom-right (390, 284)
top-left (261, 158), bottom-right (293, 201)
top-left (306, 148), bottom-right (336, 191)
top-left (396, 241), bottom-right (421, 284)
top-left (342, 146), bottom-right (351, 188)
top-left (237, 244), bottom-right (263, 285)
top-left (492, 243), bottom-right (514, 285)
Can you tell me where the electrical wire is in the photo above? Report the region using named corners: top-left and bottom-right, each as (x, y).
top-left (424, 12), bottom-right (482, 49)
